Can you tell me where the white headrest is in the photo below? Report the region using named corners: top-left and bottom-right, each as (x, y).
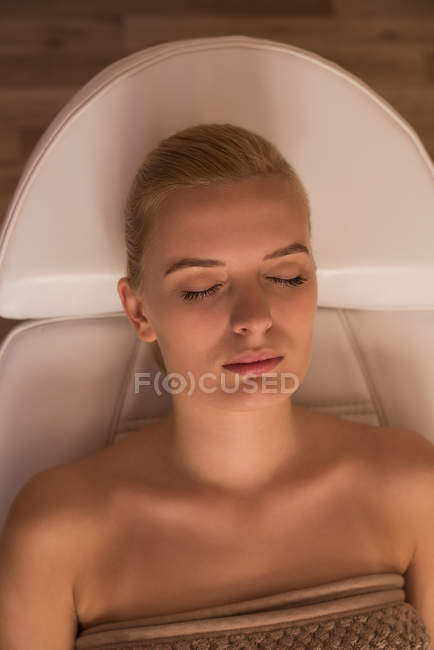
top-left (0, 35), bottom-right (432, 319)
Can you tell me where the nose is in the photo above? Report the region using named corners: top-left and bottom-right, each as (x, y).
top-left (229, 284), bottom-right (273, 335)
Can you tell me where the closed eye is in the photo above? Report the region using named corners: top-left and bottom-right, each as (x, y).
top-left (180, 276), bottom-right (308, 302)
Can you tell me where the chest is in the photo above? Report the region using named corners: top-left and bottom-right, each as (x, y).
top-left (75, 463), bottom-right (409, 630)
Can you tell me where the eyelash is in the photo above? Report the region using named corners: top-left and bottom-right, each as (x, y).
top-left (180, 276), bottom-right (308, 302)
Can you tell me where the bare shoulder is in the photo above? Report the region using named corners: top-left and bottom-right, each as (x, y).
top-left (366, 424), bottom-right (434, 481)
top-left (1, 452), bottom-right (131, 647)
top-left (308, 410), bottom-right (433, 552)
top-left (2, 461), bottom-right (102, 553)
top-left (300, 407), bottom-right (434, 501)
top-left (2, 458), bottom-right (114, 576)
top-left (4, 463), bottom-right (84, 529)
top-left (339, 419), bottom-right (434, 530)
top-left (0, 465), bottom-right (88, 647)
top-left (374, 425), bottom-right (434, 639)
top-left (382, 425), bottom-right (434, 511)
top-left (306, 407), bottom-right (434, 472)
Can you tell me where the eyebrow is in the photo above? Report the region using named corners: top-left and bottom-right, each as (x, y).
top-left (164, 242), bottom-right (310, 277)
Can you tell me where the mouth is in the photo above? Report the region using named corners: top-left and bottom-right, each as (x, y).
top-left (222, 356), bottom-right (284, 376)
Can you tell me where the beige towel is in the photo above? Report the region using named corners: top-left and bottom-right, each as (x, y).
top-left (75, 572), bottom-right (431, 649)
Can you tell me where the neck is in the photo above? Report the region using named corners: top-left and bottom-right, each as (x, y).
top-left (158, 399), bottom-right (306, 500)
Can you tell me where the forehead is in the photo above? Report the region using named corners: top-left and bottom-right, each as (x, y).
top-left (151, 176), bottom-right (308, 252)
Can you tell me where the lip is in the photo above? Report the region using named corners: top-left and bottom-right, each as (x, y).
top-left (223, 349), bottom-right (283, 365)
top-left (222, 356), bottom-right (284, 376)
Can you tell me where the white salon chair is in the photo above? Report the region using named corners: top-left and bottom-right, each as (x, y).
top-left (0, 35), bottom-right (433, 532)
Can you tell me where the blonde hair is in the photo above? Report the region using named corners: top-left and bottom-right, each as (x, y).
top-left (123, 122), bottom-right (311, 374)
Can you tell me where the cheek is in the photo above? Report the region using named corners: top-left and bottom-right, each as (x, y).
top-left (190, 314), bottom-right (224, 351)
top-left (278, 287), bottom-right (317, 327)
top-left (168, 309), bottom-right (220, 346)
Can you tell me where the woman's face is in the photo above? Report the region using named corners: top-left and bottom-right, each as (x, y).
top-left (130, 175), bottom-right (317, 407)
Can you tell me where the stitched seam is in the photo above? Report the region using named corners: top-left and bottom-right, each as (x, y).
top-left (336, 309), bottom-right (388, 427)
top-left (106, 331), bottom-right (142, 447)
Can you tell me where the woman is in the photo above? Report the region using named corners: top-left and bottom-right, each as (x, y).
top-left (0, 123), bottom-right (432, 649)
